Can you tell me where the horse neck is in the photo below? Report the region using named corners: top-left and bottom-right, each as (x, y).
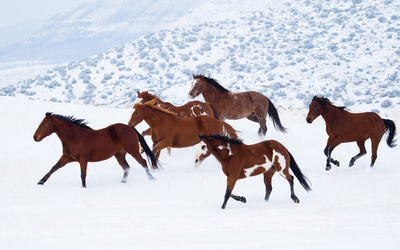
top-left (201, 84), bottom-right (229, 104)
top-left (51, 118), bottom-right (82, 143)
top-left (142, 106), bottom-right (173, 127)
top-left (320, 103), bottom-right (344, 125)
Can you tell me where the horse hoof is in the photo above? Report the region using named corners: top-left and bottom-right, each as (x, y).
top-left (334, 161), bottom-right (340, 167)
top-left (292, 196), bottom-right (300, 203)
top-left (121, 179), bottom-right (127, 183)
top-left (325, 166), bottom-right (331, 171)
top-left (241, 197), bottom-right (247, 203)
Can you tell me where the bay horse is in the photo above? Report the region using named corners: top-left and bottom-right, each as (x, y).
top-left (188, 74), bottom-right (286, 136)
top-left (306, 96), bottom-right (397, 170)
top-left (135, 90), bottom-right (217, 138)
top-left (33, 112), bottom-right (159, 187)
top-left (196, 134), bottom-right (311, 209)
top-left (128, 101), bottom-right (238, 167)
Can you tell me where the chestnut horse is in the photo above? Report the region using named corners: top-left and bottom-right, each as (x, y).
top-left (135, 90), bottom-right (217, 137)
top-left (128, 101), bottom-right (238, 167)
top-left (306, 96), bottom-right (397, 170)
top-left (33, 112), bottom-right (159, 187)
top-left (188, 74), bottom-right (286, 136)
top-left (196, 134), bottom-right (311, 209)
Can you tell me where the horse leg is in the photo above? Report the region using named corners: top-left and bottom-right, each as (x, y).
top-left (324, 138), bottom-right (340, 170)
top-left (114, 151), bottom-right (131, 183)
top-left (38, 156), bottom-right (71, 185)
top-left (221, 176), bottom-right (238, 209)
top-left (79, 161), bottom-right (88, 188)
top-left (230, 194), bottom-right (246, 203)
top-left (288, 174), bottom-right (300, 203)
top-left (370, 137), bottom-right (382, 168)
top-left (123, 148), bottom-right (156, 181)
top-left (263, 168), bottom-right (276, 201)
top-left (349, 139), bottom-right (367, 167)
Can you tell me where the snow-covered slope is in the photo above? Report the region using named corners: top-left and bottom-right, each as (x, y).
top-left (1, 0), bottom-right (399, 112)
top-left (1, 96), bottom-right (399, 249)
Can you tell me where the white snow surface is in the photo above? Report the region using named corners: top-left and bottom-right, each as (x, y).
top-left (1, 96), bottom-right (399, 249)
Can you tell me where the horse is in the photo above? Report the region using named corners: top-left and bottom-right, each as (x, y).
top-left (196, 134), bottom-right (311, 209)
top-left (33, 112), bottom-right (159, 187)
top-left (134, 90), bottom-right (217, 138)
top-left (306, 96), bottom-right (397, 170)
top-left (188, 74), bottom-right (286, 136)
top-left (128, 101), bottom-right (238, 167)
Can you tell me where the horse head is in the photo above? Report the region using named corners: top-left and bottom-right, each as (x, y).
top-left (306, 96), bottom-right (324, 124)
top-left (129, 103), bottom-right (145, 127)
top-left (188, 74), bottom-right (206, 99)
top-left (33, 112), bottom-right (56, 142)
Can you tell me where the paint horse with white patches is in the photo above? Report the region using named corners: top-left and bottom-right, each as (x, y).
top-left (197, 135), bottom-right (311, 209)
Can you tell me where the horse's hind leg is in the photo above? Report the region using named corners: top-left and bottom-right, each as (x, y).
top-left (263, 168), bottom-right (276, 201)
top-left (247, 113), bottom-right (267, 136)
top-left (288, 175), bottom-right (300, 203)
top-left (349, 139), bottom-right (367, 167)
top-left (123, 149), bottom-right (155, 181)
top-left (114, 151), bottom-right (131, 183)
top-left (370, 137), bottom-right (382, 167)
top-left (38, 156), bottom-right (71, 185)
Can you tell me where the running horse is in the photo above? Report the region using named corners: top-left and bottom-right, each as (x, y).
top-left (188, 74), bottom-right (286, 136)
top-left (306, 96), bottom-right (397, 170)
top-left (33, 112), bottom-right (159, 187)
top-left (196, 134), bottom-right (311, 209)
top-left (128, 100), bottom-right (238, 167)
top-left (135, 90), bottom-right (217, 138)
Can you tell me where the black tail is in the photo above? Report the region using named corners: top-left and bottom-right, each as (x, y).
top-left (131, 126), bottom-right (159, 169)
top-left (383, 119), bottom-right (397, 148)
top-left (267, 99), bottom-right (287, 133)
top-left (288, 151), bottom-right (311, 191)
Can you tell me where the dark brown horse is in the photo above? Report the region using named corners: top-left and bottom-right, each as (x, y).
top-left (196, 134), bottom-right (311, 209)
top-left (306, 96), bottom-right (397, 170)
top-left (188, 74), bottom-right (286, 136)
top-left (135, 90), bottom-right (217, 137)
top-left (128, 101), bottom-right (238, 167)
top-left (33, 112), bottom-right (159, 187)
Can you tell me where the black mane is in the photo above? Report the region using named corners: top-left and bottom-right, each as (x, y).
top-left (313, 96), bottom-right (346, 110)
top-left (194, 75), bottom-right (230, 93)
top-left (46, 112), bottom-right (92, 129)
top-left (200, 134), bottom-right (243, 144)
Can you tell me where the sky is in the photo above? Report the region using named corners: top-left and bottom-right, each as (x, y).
top-left (0, 0), bottom-right (91, 29)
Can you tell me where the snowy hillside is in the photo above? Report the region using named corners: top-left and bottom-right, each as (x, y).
top-left (1, 0), bottom-right (399, 112)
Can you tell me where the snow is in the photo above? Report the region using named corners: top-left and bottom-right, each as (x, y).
top-left (1, 96), bottom-right (399, 249)
top-left (1, 0), bottom-right (399, 248)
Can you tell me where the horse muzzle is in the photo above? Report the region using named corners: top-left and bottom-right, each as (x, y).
top-left (306, 117), bottom-right (313, 124)
top-left (33, 135), bottom-right (41, 142)
top-left (188, 93), bottom-right (195, 99)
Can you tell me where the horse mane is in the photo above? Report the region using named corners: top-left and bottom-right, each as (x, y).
top-left (142, 100), bottom-right (177, 115)
top-left (46, 112), bottom-right (93, 130)
top-left (139, 91), bottom-right (158, 101)
top-left (200, 134), bottom-right (243, 144)
top-left (313, 96), bottom-right (346, 110)
top-left (194, 75), bottom-right (230, 93)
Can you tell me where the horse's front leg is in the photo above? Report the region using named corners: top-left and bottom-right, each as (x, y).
top-left (222, 176), bottom-right (238, 209)
top-left (38, 156), bottom-right (72, 185)
top-left (324, 139), bottom-right (340, 170)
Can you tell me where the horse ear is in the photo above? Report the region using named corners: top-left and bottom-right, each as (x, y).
top-left (192, 74), bottom-right (195, 79)
top-left (137, 90), bottom-right (140, 95)
top-left (200, 75), bottom-right (205, 80)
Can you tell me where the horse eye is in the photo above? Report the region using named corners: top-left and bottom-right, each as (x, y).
top-left (201, 145), bottom-right (206, 150)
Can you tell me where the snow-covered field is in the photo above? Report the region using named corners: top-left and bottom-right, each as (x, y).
top-left (1, 96), bottom-right (399, 249)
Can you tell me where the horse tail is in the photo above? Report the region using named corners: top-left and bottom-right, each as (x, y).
top-left (221, 121), bottom-right (238, 139)
top-left (383, 119), bottom-right (397, 148)
top-left (288, 151), bottom-right (311, 192)
top-left (267, 98), bottom-right (287, 133)
top-left (130, 126), bottom-right (159, 169)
